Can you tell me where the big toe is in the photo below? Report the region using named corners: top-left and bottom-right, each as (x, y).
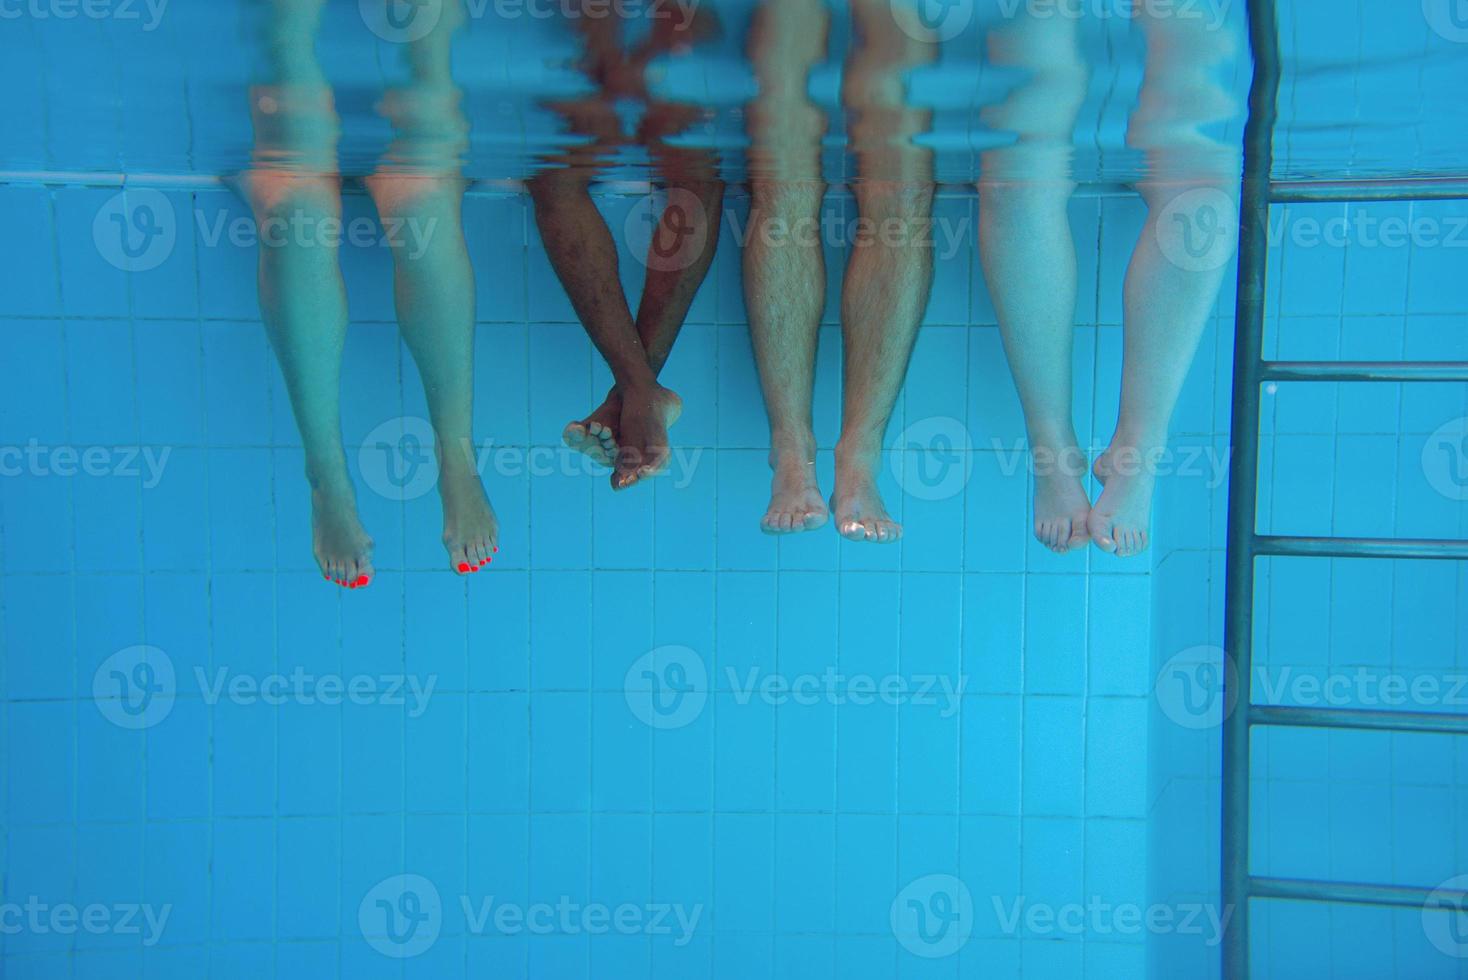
top-left (1088, 514), bottom-right (1118, 554)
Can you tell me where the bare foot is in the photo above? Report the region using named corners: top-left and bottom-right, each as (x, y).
top-left (438, 452), bottom-right (499, 575)
top-left (612, 385), bottom-right (683, 491)
top-left (1032, 444), bottom-right (1091, 554)
top-left (1088, 446), bottom-right (1156, 558)
top-left (563, 388), bottom-right (622, 468)
top-left (761, 445), bottom-right (828, 535)
top-left (312, 483), bottom-right (375, 589)
top-left (832, 446), bottom-right (901, 544)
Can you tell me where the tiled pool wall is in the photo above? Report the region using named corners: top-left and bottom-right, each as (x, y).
top-left (1, 181), bottom-right (1465, 977)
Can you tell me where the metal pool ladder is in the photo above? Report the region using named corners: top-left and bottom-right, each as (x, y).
top-left (1220, 0), bottom-right (1468, 975)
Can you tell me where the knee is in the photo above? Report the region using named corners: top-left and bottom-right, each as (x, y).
top-left (240, 171), bottom-right (340, 224)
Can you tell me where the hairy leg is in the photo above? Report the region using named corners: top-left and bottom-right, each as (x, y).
top-left (833, 0), bottom-right (937, 543)
top-left (742, 0), bottom-right (832, 533)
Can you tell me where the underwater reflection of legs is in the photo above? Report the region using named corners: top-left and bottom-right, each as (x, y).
top-left (976, 14), bottom-right (1092, 554)
top-left (241, 0), bottom-right (372, 588)
top-left (832, 0), bottom-right (937, 544)
top-left (743, 0), bottom-right (830, 534)
top-left (1088, 14), bottom-right (1242, 558)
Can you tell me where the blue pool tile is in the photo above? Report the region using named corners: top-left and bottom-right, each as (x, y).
top-left (56, 189), bottom-right (133, 319)
top-left (279, 701), bottom-right (343, 816)
top-left (212, 819), bottom-right (276, 941)
top-left (212, 700), bottom-right (276, 819)
top-left (1021, 576), bottom-right (1087, 695)
top-left (774, 698), bottom-right (835, 812)
top-left (208, 448), bottom-right (276, 571)
top-left (65, 318), bottom-right (138, 444)
top-left (6, 702), bottom-right (74, 826)
top-left (0, 188), bottom-right (60, 315)
top-left (201, 321), bottom-right (272, 447)
top-left (342, 700), bottom-right (406, 814)
top-left (835, 700), bottom-right (897, 813)
top-left (193, 191), bottom-right (260, 321)
top-left (713, 691), bottom-right (775, 812)
top-left (135, 320), bottom-right (204, 446)
top-left (468, 693), bottom-right (530, 812)
top-left (1021, 697), bottom-right (1084, 817)
top-left (0, 319), bottom-right (66, 446)
top-left (405, 693), bottom-right (468, 813)
top-left (6, 575), bottom-right (75, 699)
top-left (277, 818), bottom-right (341, 940)
top-left (1085, 698), bottom-right (1149, 818)
top-left (529, 693), bottom-right (591, 811)
top-left (960, 695), bottom-right (1021, 816)
top-left (141, 447), bottom-right (208, 570)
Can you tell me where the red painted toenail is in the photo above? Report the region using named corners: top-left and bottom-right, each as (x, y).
top-left (356, 575), bottom-right (369, 586)
top-left (458, 562), bottom-right (471, 573)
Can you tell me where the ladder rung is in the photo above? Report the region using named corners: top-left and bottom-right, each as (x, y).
top-left (1250, 875), bottom-right (1468, 909)
top-left (1254, 536), bottom-right (1468, 560)
top-left (1269, 179), bottom-right (1468, 203)
top-left (1260, 361), bottom-right (1468, 383)
top-left (1250, 704), bottom-right (1468, 735)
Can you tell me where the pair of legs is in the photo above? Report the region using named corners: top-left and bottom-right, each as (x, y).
top-left (528, 3), bottom-right (726, 490)
top-left (243, 0), bottom-right (497, 587)
top-left (978, 12), bottom-right (1240, 557)
top-left (744, 0), bottom-right (937, 542)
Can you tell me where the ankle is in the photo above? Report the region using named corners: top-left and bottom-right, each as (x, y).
top-left (835, 437), bottom-right (881, 469)
top-left (770, 430), bottom-right (817, 464)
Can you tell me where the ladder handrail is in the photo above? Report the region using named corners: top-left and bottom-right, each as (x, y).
top-left (1220, 3), bottom-right (1468, 978)
top-left (1220, 0), bottom-right (1282, 973)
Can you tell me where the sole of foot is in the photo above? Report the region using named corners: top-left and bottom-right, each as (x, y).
top-left (612, 385), bottom-right (683, 491)
top-left (563, 391), bottom-right (622, 468)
